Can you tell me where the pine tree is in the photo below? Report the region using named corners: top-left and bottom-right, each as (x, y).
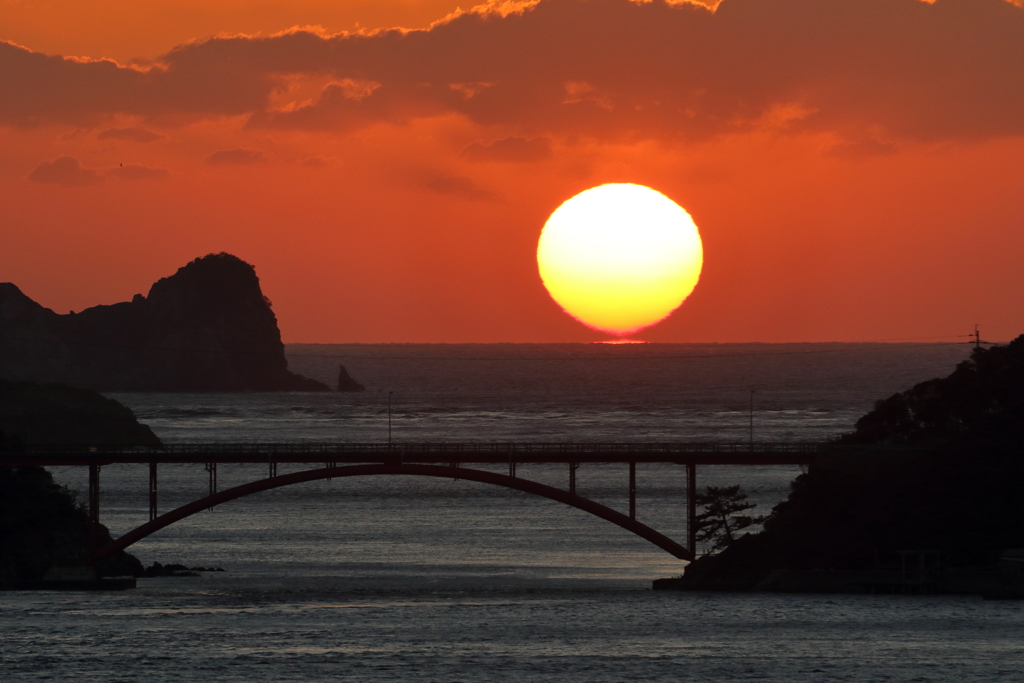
top-left (693, 485), bottom-right (765, 553)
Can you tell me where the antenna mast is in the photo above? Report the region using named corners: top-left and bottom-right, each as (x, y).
top-left (970, 324), bottom-right (992, 350)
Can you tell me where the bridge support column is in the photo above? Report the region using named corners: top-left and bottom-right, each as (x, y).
top-left (686, 462), bottom-right (696, 557)
top-left (149, 462), bottom-right (158, 521)
top-left (629, 461), bottom-right (636, 520)
top-left (569, 462), bottom-right (578, 495)
top-left (206, 463), bottom-right (217, 510)
top-left (268, 459), bottom-right (277, 478)
top-left (88, 463), bottom-right (101, 560)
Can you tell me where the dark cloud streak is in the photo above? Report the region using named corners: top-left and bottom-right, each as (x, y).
top-left (463, 136), bottom-right (553, 163)
top-left (423, 173), bottom-right (498, 201)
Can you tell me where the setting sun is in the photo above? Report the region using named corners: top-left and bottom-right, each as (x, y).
top-left (537, 183), bottom-right (704, 337)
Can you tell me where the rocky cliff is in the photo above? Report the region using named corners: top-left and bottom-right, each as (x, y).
top-left (0, 253), bottom-right (328, 391)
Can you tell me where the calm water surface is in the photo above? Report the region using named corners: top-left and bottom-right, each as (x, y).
top-left (7, 343), bottom-right (1020, 681)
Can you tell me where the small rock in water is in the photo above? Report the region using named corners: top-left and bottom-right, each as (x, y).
top-left (143, 562), bottom-right (225, 577)
top-left (337, 364), bottom-right (366, 392)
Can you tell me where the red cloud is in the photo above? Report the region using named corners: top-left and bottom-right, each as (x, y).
top-left (27, 156), bottom-right (103, 186)
top-left (2, 0), bottom-right (1021, 144)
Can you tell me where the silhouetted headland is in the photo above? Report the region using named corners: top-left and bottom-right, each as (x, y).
top-left (666, 335), bottom-right (1024, 596)
top-left (0, 253), bottom-right (329, 391)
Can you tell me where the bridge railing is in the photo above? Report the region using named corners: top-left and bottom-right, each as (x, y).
top-left (1, 441), bottom-right (825, 456)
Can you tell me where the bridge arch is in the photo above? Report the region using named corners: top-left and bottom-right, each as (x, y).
top-left (95, 464), bottom-right (692, 561)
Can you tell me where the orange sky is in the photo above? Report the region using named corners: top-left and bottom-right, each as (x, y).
top-left (2, 0), bottom-right (1022, 343)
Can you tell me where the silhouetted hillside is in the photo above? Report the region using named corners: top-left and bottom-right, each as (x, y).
top-left (839, 337), bottom-right (1023, 449)
top-left (0, 253), bottom-right (328, 391)
top-left (1, 379), bottom-right (162, 448)
top-left (678, 336), bottom-right (1024, 591)
top-left (1, 382), bottom-right (162, 585)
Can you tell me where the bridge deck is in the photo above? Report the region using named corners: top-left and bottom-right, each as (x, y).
top-left (0, 442), bottom-right (825, 466)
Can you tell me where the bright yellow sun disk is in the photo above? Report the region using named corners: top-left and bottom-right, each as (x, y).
top-left (537, 183), bottom-right (703, 336)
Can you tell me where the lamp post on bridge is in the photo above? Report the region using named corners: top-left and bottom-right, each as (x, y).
top-left (749, 389), bottom-right (755, 451)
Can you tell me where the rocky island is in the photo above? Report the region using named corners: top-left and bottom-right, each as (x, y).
top-left (1, 253), bottom-right (329, 391)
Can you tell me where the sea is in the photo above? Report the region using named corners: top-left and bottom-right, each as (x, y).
top-left (4, 342), bottom-right (1023, 682)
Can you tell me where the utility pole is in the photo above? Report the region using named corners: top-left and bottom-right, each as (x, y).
top-left (974, 324), bottom-right (981, 350)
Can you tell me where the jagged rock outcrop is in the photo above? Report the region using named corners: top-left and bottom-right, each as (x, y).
top-left (0, 253), bottom-right (328, 391)
top-left (337, 364), bottom-right (365, 392)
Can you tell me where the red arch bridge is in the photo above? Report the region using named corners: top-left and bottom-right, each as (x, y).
top-left (2, 442), bottom-right (827, 563)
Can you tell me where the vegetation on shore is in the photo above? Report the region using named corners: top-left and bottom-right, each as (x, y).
top-left (678, 335), bottom-right (1024, 591)
top-left (693, 485), bottom-right (765, 553)
top-left (0, 466), bottom-right (144, 584)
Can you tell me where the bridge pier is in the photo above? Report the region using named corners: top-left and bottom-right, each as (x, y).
top-left (206, 462), bottom-right (218, 510)
top-left (686, 462), bottom-right (696, 555)
top-left (629, 461), bottom-right (636, 520)
top-left (569, 462), bottom-right (578, 494)
top-left (149, 462), bottom-right (158, 521)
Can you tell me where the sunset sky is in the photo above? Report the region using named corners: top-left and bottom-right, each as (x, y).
top-left (2, 0), bottom-right (1022, 343)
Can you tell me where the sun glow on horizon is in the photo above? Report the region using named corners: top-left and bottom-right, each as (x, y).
top-left (537, 183), bottom-right (703, 336)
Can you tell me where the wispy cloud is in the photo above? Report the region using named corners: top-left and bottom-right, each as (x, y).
top-left (97, 126), bottom-right (165, 143)
top-left (204, 148), bottom-right (267, 165)
top-left (109, 163), bottom-right (169, 180)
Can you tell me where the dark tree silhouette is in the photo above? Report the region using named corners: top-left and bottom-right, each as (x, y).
top-left (839, 335), bottom-right (1024, 448)
top-left (694, 485), bottom-right (766, 553)
top-left (678, 335), bottom-right (1024, 590)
